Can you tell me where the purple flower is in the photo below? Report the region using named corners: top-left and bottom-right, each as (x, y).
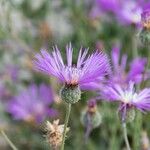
top-left (81, 45), bottom-right (147, 90)
top-left (116, 0), bottom-right (142, 25)
top-left (94, 0), bottom-right (150, 25)
top-left (33, 44), bottom-right (109, 87)
top-left (100, 81), bottom-right (150, 120)
top-left (109, 45), bottom-right (147, 86)
top-left (141, 9), bottom-right (150, 29)
top-left (127, 57), bottom-right (147, 83)
top-left (96, 0), bottom-right (119, 13)
top-left (7, 84), bottom-right (57, 123)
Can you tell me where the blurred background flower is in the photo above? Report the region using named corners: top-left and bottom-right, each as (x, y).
top-left (7, 84), bottom-right (57, 124)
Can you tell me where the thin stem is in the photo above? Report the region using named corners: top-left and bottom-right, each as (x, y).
top-left (84, 114), bottom-right (92, 144)
top-left (122, 122), bottom-right (131, 150)
top-left (132, 30), bottom-right (138, 58)
top-left (1, 130), bottom-right (18, 150)
top-left (61, 103), bottom-right (71, 150)
top-left (140, 48), bottom-right (150, 89)
top-left (133, 111), bottom-right (142, 150)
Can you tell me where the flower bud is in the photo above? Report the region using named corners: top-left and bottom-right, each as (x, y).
top-left (139, 9), bottom-right (150, 46)
top-left (141, 9), bottom-right (150, 30)
top-left (139, 28), bottom-right (150, 46)
top-left (60, 84), bottom-right (81, 104)
top-left (81, 99), bottom-right (102, 129)
top-left (118, 107), bottom-right (135, 123)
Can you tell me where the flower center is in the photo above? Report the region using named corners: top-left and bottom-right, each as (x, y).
top-left (122, 91), bottom-right (134, 104)
top-left (64, 66), bottom-right (82, 85)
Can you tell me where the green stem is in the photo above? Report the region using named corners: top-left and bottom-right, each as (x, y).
top-left (132, 30), bottom-right (138, 58)
top-left (140, 48), bottom-right (150, 89)
top-left (1, 130), bottom-right (18, 150)
top-left (61, 103), bottom-right (71, 150)
top-left (122, 122), bottom-right (131, 150)
top-left (133, 112), bottom-right (142, 150)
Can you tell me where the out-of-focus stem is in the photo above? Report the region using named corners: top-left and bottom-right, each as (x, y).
top-left (132, 30), bottom-right (138, 58)
top-left (122, 122), bottom-right (131, 150)
top-left (132, 29), bottom-right (140, 91)
top-left (140, 47), bottom-right (150, 89)
top-left (61, 103), bottom-right (71, 150)
top-left (84, 115), bottom-right (92, 144)
top-left (1, 130), bottom-right (18, 150)
top-left (133, 111), bottom-right (142, 150)
top-left (132, 29), bottom-right (143, 150)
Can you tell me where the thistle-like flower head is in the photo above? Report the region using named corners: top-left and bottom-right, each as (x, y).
top-left (33, 44), bottom-right (109, 87)
top-left (110, 45), bottom-right (147, 86)
top-left (141, 9), bottom-right (150, 30)
top-left (100, 81), bottom-right (150, 122)
top-left (7, 84), bottom-right (57, 124)
top-left (101, 82), bottom-right (150, 111)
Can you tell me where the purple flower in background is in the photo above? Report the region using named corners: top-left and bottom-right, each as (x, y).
top-left (109, 45), bottom-right (147, 86)
top-left (94, 0), bottom-right (150, 25)
top-left (96, 0), bottom-right (119, 13)
top-left (7, 84), bottom-right (57, 123)
top-left (127, 57), bottom-right (147, 83)
top-left (141, 9), bottom-right (150, 29)
top-left (33, 44), bottom-right (109, 87)
top-left (116, 0), bottom-right (142, 25)
top-left (100, 81), bottom-right (150, 121)
top-left (80, 78), bottom-right (104, 90)
top-left (81, 44), bottom-right (147, 91)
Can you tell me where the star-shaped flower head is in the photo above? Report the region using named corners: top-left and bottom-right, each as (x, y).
top-left (33, 43), bottom-right (109, 87)
top-left (100, 82), bottom-right (150, 122)
top-left (7, 84), bottom-right (57, 124)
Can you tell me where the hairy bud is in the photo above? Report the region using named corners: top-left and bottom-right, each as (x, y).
top-left (140, 9), bottom-right (150, 46)
top-left (118, 107), bottom-right (135, 123)
top-left (81, 99), bottom-right (102, 129)
top-left (139, 28), bottom-right (150, 46)
top-left (60, 84), bottom-right (81, 104)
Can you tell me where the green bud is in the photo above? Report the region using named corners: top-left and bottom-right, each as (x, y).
top-left (139, 28), bottom-right (150, 46)
top-left (60, 84), bottom-right (81, 104)
top-left (118, 107), bottom-right (136, 123)
top-left (81, 110), bottom-right (102, 129)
